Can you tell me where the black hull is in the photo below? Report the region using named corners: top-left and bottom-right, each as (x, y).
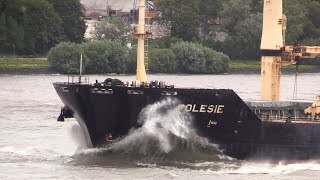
top-left (53, 82), bottom-right (320, 160)
top-left (221, 121), bottom-right (320, 159)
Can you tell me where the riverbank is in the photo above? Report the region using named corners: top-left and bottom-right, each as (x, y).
top-left (0, 58), bottom-right (53, 74)
top-left (1, 58), bottom-right (320, 75)
top-left (229, 60), bottom-right (320, 74)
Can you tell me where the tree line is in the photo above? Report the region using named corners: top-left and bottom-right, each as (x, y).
top-left (0, 0), bottom-right (86, 55)
top-left (154, 0), bottom-right (320, 60)
top-left (76, 0), bottom-right (320, 70)
top-left (48, 40), bottom-right (229, 74)
top-left (1, 0), bottom-right (319, 73)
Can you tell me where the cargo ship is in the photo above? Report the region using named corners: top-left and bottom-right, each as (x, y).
top-left (53, 0), bottom-right (320, 159)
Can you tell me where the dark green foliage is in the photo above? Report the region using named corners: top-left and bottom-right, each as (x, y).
top-left (171, 8), bottom-right (200, 41)
top-left (22, 0), bottom-right (64, 54)
top-left (205, 0), bottom-right (320, 60)
top-left (48, 41), bottom-right (129, 74)
top-left (202, 46), bottom-right (230, 73)
top-left (126, 46), bottom-right (138, 74)
top-left (155, 0), bottom-right (200, 41)
top-left (93, 17), bottom-right (131, 46)
top-left (222, 13), bottom-right (262, 59)
top-left (84, 40), bottom-right (128, 74)
top-left (148, 37), bottom-right (184, 49)
top-left (0, 0), bottom-right (27, 54)
top-left (215, 0), bottom-right (263, 60)
top-left (172, 42), bottom-right (205, 73)
top-left (1, 15), bottom-right (25, 54)
top-left (149, 49), bottom-right (176, 73)
top-left (297, 0), bottom-right (320, 40)
top-left (0, 0), bottom-right (85, 55)
top-left (48, 40), bottom-right (229, 74)
top-left (2, 0), bottom-right (319, 68)
top-left (172, 42), bottom-right (229, 73)
top-left (48, 0), bottom-right (86, 43)
top-left (284, 0), bottom-right (309, 44)
top-left (219, 0), bottom-right (252, 34)
top-left (48, 42), bottom-right (85, 74)
top-left (198, 0), bottom-right (223, 41)
top-left (250, 0), bottom-right (263, 13)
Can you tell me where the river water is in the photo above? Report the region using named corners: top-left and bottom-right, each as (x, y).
top-left (1, 73), bottom-right (320, 180)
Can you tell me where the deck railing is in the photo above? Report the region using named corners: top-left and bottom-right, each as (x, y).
top-left (259, 114), bottom-right (320, 123)
top-left (67, 76), bottom-right (90, 84)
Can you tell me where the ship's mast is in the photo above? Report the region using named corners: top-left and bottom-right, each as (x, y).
top-left (135, 0), bottom-right (147, 82)
top-left (261, 0), bottom-right (320, 101)
top-left (260, 0), bottom-right (284, 101)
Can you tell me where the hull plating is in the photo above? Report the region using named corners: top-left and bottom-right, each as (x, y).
top-left (53, 82), bottom-right (320, 159)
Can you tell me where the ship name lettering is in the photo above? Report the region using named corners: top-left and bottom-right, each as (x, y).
top-left (183, 104), bottom-right (224, 114)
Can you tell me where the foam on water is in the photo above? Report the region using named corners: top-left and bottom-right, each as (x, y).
top-left (71, 98), bottom-right (232, 168)
top-left (71, 97), bottom-right (320, 174)
top-left (215, 161), bottom-right (320, 175)
top-left (69, 122), bottom-right (89, 150)
top-left (106, 98), bottom-right (196, 153)
top-left (101, 98), bottom-right (224, 157)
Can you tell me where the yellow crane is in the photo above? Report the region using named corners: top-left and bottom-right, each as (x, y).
top-left (260, 0), bottom-right (320, 101)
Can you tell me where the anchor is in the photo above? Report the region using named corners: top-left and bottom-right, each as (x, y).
top-left (57, 107), bottom-right (65, 122)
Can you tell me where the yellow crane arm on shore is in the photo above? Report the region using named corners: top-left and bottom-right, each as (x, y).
top-left (296, 46), bottom-right (320, 59)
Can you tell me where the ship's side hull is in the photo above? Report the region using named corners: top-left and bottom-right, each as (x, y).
top-left (53, 82), bottom-right (320, 159)
top-left (54, 83), bottom-right (261, 158)
top-left (220, 121), bottom-right (320, 159)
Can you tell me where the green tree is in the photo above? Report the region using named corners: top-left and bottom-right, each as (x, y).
top-left (149, 49), bottom-right (176, 73)
top-left (198, 0), bottom-right (222, 41)
top-left (1, 15), bottom-right (24, 54)
top-left (148, 36), bottom-right (183, 49)
top-left (296, 0), bottom-right (320, 41)
top-left (219, 0), bottom-right (252, 33)
top-left (93, 17), bottom-right (131, 46)
top-left (126, 45), bottom-right (138, 74)
top-left (48, 42), bottom-right (85, 74)
top-left (202, 46), bottom-right (229, 73)
top-left (284, 0), bottom-right (309, 44)
top-left (172, 42), bottom-right (229, 74)
top-left (250, 0), bottom-right (263, 13)
top-left (84, 40), bottom-right (128, 74)
top-left (48, 0), bottom-right (86, 43)
top-left (0, 0), bottom-right (64, 55)
top-left (222, 13), bottom-right (262, 59)
top-left (0, 0), bottom-right (25, 54)
top-left (172, 42), bottom-right (206, 73)
top-left (22, 0), bottom-right (64, 54)
top-left (155, 0), bottom-right (200, 41)
top-left (215, 0), bottom-right (263, 59)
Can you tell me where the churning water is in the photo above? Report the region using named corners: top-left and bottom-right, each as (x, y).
top-left (1, 74), bottom-right (320, 179)
top-left (73, 98), bottom-right (229, 165)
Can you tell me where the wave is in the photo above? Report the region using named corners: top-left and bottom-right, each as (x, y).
top-left (71, 98), bottom-right (232, 167)
top-left (69, 98), bottom-right (320, 172)
top-left (217, 161), bottom-right (320, 175)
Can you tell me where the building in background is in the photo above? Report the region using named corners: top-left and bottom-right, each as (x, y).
top-left (81, 0), bottom-right (169, 39)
